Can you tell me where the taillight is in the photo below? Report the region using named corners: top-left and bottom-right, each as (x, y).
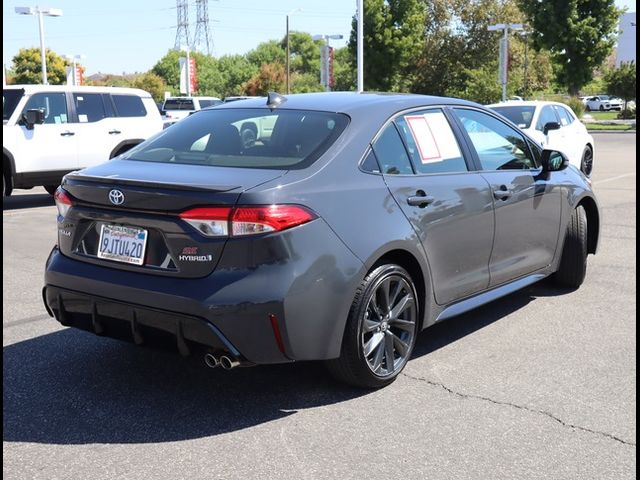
top-left (179, 205), bottom-right (316, 237)
top-left (54, 187), bottom-right (73, 218)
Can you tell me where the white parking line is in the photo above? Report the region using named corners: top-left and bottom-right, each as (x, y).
top-left (593, 172), bottom-right (636, 185)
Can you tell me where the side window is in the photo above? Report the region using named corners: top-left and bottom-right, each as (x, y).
top-left (73, 93), bottom-right (106, 123)
top-left (554, 106), bottom-right (573, 126)
top-left (360, 149), bottom-right (381, 173)
top-left (454, 108), bottom-right (538, 170)
top-left (535, 106), bottom-right (558, 131)
top-left (22, 92), bottom-right (68, 124)
top-left (371, 124), bottom-right (414, 175)
top-left (112, 95), bottom-right (147, 117)
top-left (395, 109), bottom-right (467, 174)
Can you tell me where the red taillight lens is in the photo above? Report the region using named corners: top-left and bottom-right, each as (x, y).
top-left (54, 187), bottom-right (73, 218)
top-left (179, 207), bottom-right (231, 237)
top-left (231, 205), bottom-right (316, 236)
top-left (179, 205), bottom-right (316, 237)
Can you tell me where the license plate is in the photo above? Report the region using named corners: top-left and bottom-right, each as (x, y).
top-left (97, 224), bottom-right (148, 266)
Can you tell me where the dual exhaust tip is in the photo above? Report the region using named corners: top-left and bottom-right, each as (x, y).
top-left (204, 352), bottom-right (241, 370)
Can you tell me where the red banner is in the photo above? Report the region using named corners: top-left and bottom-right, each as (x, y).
top-left (189, 57), bottom-right (197, 94)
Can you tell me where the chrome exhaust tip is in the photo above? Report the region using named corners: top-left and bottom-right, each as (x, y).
top-left (219, 355), bottom-right (240, 370)
top-left (204, 352), bottom-right (220, 369)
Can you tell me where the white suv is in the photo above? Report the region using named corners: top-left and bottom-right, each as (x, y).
top-left (162, 96), bottom-right (222, 123)
top-left (3, 85), bottom-right (163, 196)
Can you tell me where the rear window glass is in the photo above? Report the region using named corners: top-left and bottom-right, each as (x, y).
top-left (490, 106), bottom-right (536, 129)
top-left (198, 99), bottom-right (222, 108)
top-left (163, 98), bottom-right (195, 110)
top-left (112, 94), bottom-right (147, 117)
top-left (122, 108), bottom-right (349, 170)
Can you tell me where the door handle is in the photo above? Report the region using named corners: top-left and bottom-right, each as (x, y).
top-left (407, 190), bottom-right (435, 208)
top-left (60, 131), bottom-right (75, 137)
top-left (108, 129), bottom-right (122, 135)
top-left (493, 187), bottom-right (512, 200)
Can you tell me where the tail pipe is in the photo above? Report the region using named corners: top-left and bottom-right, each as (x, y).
top-left (204, 352), bottom-right (219, 369)
top-left (219, 355), bottom-right (241, 370)
top-left (203, 350), bottom-right (248, 370)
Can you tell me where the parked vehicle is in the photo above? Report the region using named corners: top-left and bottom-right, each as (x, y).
top-left (488, 100), bottom-right (594, 177)
top-left (3, 85), bottom-right (163, 196)
top-left (585, 95), bottom-right (623, 111)
top-left (44, 92), bottom-right (600, 388)
top-left (162, 96), bottom-right (222, 121)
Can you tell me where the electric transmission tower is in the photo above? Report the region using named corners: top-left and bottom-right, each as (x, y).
top-left (193, 0), bottom-right (213, 56)
top-left (174, 0), bottom-right (190, 49)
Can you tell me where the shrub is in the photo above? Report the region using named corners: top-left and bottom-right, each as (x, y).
top-left (617, 108), bottom-right (636, 119)
top-left (561, 97), bottom-right (585, 118)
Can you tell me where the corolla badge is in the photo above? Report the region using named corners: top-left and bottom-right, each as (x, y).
top-left (108, 189), bottom-right (125, 205)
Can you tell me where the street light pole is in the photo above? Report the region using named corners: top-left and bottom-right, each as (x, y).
top-left (356, 0), bottom-right (364, 92)
top-left (487, 23), bottom-right (523, 101)
top-left (15, 6), bottom-right (63, 85)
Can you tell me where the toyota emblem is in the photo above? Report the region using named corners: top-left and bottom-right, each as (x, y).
top-left (108, 189), bottom-right (125, 205)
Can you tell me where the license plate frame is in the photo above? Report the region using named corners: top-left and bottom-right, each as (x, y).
top-left (97, 224), bottom-right (148, 266)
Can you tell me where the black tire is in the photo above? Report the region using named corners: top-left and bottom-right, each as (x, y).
top-left (326, 264), bottom-right (419, 388)
top-left (580, 146), bottom-right (593, 177)
top-left (554, 206), bottom-right (588, 288)
top-left (44, 185), bottom-right (58, 195)
top-left (599, 105), bottom-right (605, 111)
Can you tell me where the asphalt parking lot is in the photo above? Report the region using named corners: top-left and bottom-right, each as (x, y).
top-left (3, 132), bottom-right (636, 480)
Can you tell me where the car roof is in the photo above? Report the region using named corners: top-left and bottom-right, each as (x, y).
top-left (4, 84), bottom-right (153, 97)
top-left (164, 96), bottom-right (221, 101)
top-left (212, 91), bottom-right (479, 116)
top-left (487, 100), bottom-right (569, 109)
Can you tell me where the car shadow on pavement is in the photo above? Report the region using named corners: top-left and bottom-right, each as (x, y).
top-left (3, 192), bottom-right (54, 210)
top-left (3, 280), bottom-right (572, 446)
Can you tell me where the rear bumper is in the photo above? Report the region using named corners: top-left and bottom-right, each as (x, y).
top-left (44, 219), bottom-right (365, 364)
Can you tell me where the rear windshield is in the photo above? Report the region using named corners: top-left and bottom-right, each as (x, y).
top-left (122, 108), bottom-right (349, 170)
top-left (163, 98), bottom-right (195, 110)
top-left (3, 89), bottom-right (24, 120)
top-left (490, 105), bottom-right (536, 129)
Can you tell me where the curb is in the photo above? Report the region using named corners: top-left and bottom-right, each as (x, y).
top-left (587, 130), bottom-right (636, 134)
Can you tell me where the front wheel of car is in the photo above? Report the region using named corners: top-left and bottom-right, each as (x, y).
top-left (554, 206), bottom-right (588, 288)
top-left (580, 146), bottom-right (593, 177)
top-left (326, 264), bottom-right (419, 388)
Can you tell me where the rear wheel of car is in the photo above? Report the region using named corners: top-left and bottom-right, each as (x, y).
top-left (580, 146), bottom-right (593, 177)
top-left (326, 264), bottom-right (418, 388)
top-left (554, 206), bottom-right (588, 288)
top-left (44, 185), bottom-right (58, 195)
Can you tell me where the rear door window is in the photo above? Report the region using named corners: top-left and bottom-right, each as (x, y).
top-left (372, 124), bottom-right (414, 175)
top-left (112, 95), bottom-right (147, 117)
top-left (73, 93), bottom-right (106, 123)
top-left (395, 109), bottom-right (468, 174)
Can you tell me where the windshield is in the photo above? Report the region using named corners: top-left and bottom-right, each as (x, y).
top-left (3, 89), bottom-right (24, 121)
top-left (163, 98), bottom-right (195, 110)
top-left (122, 108), bottom-right (349, 170)
top-left (490, 106), bottom-right (536, 129)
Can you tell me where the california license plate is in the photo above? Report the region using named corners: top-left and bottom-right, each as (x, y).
top-left (97, 224), bottom-right (148, 266)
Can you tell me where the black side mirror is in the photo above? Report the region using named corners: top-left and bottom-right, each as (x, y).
top-left (22, 109), bottom-right (45, 130)
top-left (543, 121), bottom-right (561, 135)
top-left (541, 149), bottom-right (569, 172)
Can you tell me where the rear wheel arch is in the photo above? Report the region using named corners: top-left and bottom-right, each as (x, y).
top-left (370, 249), bottom-right (428, 330)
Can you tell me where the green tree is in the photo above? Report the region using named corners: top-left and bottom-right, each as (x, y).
top-left (217, 54), bottom-right (257, 97)
top-left (332, 47), bottom-right (356, 91)
top-left (246, 40), bottom-right (286, 67)
top-left (12, 48), bottom-right (68, 85)
top-left (152, 50), bottom-right (224, 97)
top-left (131, 72), bottom-right (167, 102)
top-left (348, 0), bottom-right (426, 91)
top-left (243, 62), bottom-right (286, 95)
top-left (605, 61), bottom-right (636, 108)
top-left (518, 0), bottom-right (621, 95)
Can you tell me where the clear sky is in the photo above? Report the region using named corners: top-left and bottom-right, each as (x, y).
top-left (2, 0), bottom-right (636, 76)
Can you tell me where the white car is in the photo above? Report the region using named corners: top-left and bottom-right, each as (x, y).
top-left (3, 85), bottom-right (163, 196)
top-left (585, 95), bottom-right (623, 111)
top-left (488, 100), bottom-right (594, 177)
top-left (161, 96), bottom-right (222, 122)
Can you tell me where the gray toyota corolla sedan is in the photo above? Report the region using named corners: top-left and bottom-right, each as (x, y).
top-left (44, 92), bottom-right (600, 388)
